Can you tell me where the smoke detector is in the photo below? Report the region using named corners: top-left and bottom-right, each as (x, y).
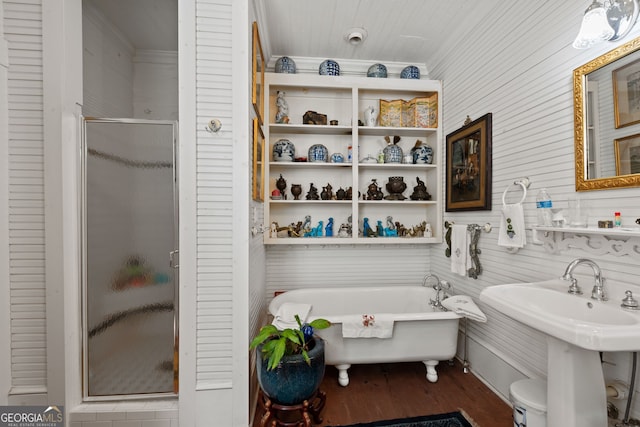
top-left (345, 27), bottom-right (367, 45)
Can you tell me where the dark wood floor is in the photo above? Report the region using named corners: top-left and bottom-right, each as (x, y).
top-left (253, 360), bottom-right (514, 426)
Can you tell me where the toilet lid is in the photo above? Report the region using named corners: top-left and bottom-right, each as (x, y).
top-left (510, 379), bottom-right (547, 412)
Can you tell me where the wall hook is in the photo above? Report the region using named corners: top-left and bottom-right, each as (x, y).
top-left (205, 118), bottom-right (222, 133)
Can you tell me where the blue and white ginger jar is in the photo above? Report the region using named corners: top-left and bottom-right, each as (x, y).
top-left (400, 65), bottom-right (420, 79)
top-left (330, 153), bottom-right (345, 163)
top-left (275, 56), bottom-right (296, 74)
top-left (411, 143), bottom-right (433, 164)
top-left (273, 139), bottom-right (295, 162)
top-left (383, 143), bottom-right (403, 164)
top-left (367, 63), bottom-right (387, 78)
top-left (308, 144), bottom-right (329, 162)
top-left (319, 59), bottom-right (340, 76)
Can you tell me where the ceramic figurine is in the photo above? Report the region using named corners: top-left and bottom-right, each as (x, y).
top-left (384, 216), bottom-right (398, 237)
top-left (301, 215), bottom-right (312, 235)
top-left (366, 179), bottom-right (384, 200)
top-left (276, 174), bottom-right (287, 199)
top-left (325, 217), bottom-right (334, 237)
top-left (364, 106), bottom-right (378, 127)
top-left (363, 217), bottom-right (375, 237)
top-left (306, 183), bottom-right (320, 200)
top-left (320, 183), bottom-right (333, 200)
top-left (275, 91), bottom-right (290, 124)
top-left (383, 135), bottom-right (403, 163)
top-left (338, 223), bottom-right (350, 238)
top-left (410, 177), bottom-right (431, 200)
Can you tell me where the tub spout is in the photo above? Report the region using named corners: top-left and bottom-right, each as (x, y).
top-left (424, 274), bottom-right (451, 309)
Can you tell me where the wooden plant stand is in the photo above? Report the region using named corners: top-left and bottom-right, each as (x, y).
top-left (259, 389), bottom-right (326, 427)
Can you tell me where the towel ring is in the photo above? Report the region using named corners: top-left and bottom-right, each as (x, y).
top-left (502, 180), bottom-right (528, 206)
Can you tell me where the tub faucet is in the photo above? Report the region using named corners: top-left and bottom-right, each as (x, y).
top-left (561, 258), bottom-right (607, 301)
top-left (423, 274), bottom-right (451, 309)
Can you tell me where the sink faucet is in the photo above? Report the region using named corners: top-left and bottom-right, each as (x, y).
top-left (561, 258), bottom-right (607, 301)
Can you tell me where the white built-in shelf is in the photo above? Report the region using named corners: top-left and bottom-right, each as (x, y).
top-left (263, 72), bottom-right (442, 245)
top-left (358, 126), bottom-right (437, 137)
top-left (270, 124), bottom-right (352, 135)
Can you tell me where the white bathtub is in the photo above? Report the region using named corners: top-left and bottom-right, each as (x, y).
top-left (268, 286), bottom-right (461, 386)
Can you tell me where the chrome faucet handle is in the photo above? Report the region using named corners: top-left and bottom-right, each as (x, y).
top-left (566, 277), bottom-right (583, 295)
top-left (621, 290), bottom-right (639, 310)
top-left (591, 276), bottom-right (607, 301)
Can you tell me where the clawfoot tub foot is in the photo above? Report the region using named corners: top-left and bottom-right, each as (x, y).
top-left (423, 360), bottom-right (439, 382)
top-left (335, 364), bottom-right (351, 387)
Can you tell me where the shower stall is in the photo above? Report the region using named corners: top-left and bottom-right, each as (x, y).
top-left (81, 118), bottom-right (178, 398)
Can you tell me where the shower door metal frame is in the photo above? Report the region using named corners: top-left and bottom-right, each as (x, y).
top-left (80, 117), bottom-right (179, 401)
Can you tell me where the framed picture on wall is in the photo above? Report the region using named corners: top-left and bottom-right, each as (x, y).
top-left (252, 118), bottom-right (264, 201)
top-left (252, 22), bottom-right (265, 125)
top-left (445, 113), bottom-right (492, 211)
top-left (613, 58), bottom-right (640, 128)
top-left (614, 133), bottom-right (640, 175)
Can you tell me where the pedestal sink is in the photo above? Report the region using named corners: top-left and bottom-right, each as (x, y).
top-left (480, 279), bottom-right (640, 427)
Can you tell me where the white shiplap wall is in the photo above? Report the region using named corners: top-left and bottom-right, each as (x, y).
top-left (4, 0), bottom-right (47, 394)
top-left (427, 0), bottom-right (640, 413)
top-left (195, 0), bottom-right (234, 387)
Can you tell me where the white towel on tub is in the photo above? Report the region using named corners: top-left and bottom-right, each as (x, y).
top-left (272, 302), bottom-right (311, 330)
top-left (341, 314), bottom-right (394, 338)
top-left (441, 295), bottom-right (487, 322)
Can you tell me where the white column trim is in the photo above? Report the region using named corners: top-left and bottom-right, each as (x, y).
top-left (0, 0), bottom-right (12, 405)
top-left (178, 0), bottom-right (197, 425)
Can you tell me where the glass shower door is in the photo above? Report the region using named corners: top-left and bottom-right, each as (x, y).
top-left (82, 118), bottom-right (178, 398)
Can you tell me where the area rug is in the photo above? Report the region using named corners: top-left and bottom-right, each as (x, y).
top-left (327, 411), bottom-right (474, 427)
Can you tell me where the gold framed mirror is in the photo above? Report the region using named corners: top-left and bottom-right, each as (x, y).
top-left (574, 36), bottom-right (640, 190)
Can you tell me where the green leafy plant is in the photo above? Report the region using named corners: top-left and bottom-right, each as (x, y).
top-left (250, 315), bottom-right (331, 371)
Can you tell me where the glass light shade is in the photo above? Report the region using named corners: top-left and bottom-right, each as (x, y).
top-left (573, 1), bottom-right (616, 49)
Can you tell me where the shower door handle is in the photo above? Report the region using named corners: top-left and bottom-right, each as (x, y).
top-left (169, 250), bottom-right (179, 269)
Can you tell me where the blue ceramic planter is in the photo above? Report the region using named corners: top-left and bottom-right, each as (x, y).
top-left (256, 337), bottom-right (325, 405)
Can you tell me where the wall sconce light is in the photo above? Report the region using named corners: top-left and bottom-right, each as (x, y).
top-left (573, 0), bottom-right (639, 49)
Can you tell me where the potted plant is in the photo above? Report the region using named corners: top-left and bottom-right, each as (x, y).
top-left (250, 315), bottom-right (331, 405)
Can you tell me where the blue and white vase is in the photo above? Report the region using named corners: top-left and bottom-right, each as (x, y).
top-left (308, 144), bottom-right (329, 162)
top-left (383, 142), bottom-right (403, 164)
top-left (272, 139), bottom-right (295, 162)
top-left (400, 65), bottom-right (420, 79)
top-left (275, 56), bottom-right (296, 74)
top-left (411, 143), bottom-right (434, 164)
top-left (367, 63), bottom-right (387, 78)
top-left (319, 59), bottom-right (340, 76)
top-left (330, 153), bottom-right (345, 163)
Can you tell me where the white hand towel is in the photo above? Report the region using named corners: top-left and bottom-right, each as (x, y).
top-left (272, 302), bottom-right (311, 330)
top-left (498, 203), bottom-right (526, 249)
top-left (441, 295), bottom-right (487, 322)
top-left (341, 314), bottom-right (394, 338)
top-left (450, 224), bottom-right (469, 277)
